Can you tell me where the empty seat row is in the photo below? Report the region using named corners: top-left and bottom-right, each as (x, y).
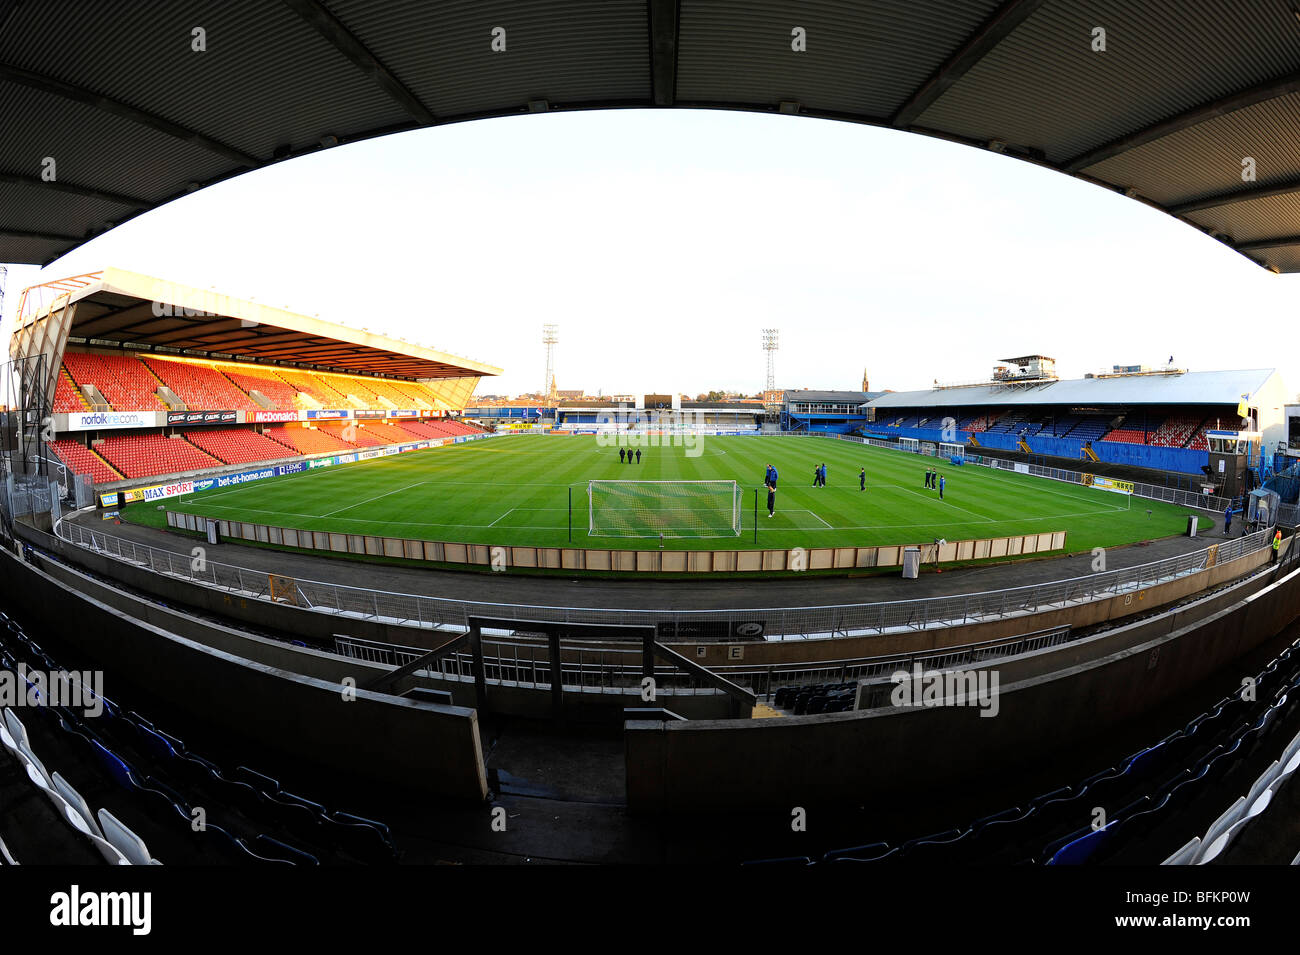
top-left (142, 356), bottom-right (262, 412)
top-left (61, 351), bottom-right (167, 411)
top-left (0, 610), bottom-right (395, 865)
top-left (3, 706), bottom-right (158, 864)
top-left (790, 635), bottom-right (1300, 866)
top-left (48, 439), bottom-right (122, 485)
top-left (94, 434), bottom-right (221, 479)
top-left (183, 428), bottom-right (296, 465)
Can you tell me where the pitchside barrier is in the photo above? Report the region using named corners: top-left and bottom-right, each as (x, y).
top-left (51, 518), bottom-right (1278, 641)
top-left (163, 508), bottom-right (1065, 574)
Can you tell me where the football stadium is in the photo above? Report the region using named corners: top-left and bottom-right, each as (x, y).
top-left (2, 3), bottom-right (1300, 913)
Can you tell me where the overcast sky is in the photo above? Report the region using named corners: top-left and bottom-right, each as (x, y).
top-left (3, 108), bottom-right (1296, 400)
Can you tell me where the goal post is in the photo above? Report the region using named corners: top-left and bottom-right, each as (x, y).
top-left (940, 442), bottom-right (966, 461)
top-left (899, 437), bottom-right (920, 454)
top-left (587, 480), bottom-right (743, 538)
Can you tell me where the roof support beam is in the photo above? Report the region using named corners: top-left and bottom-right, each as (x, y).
top-left (891, 0), bottom-right (1047, 128)
top-left (648, 0), bottom-right (680, 107)
top-left (0, 226), bottom-right (79, 242)
top-left (1235, 234), bottom-right (1300, 252)
top-left (0, 171), bottom-right (149, 208)
top-left (279, 0), bottom-right (436, 125)
top-left (0, 62), bottom-right (258, 167)
top-left (1065, 71), bottom-right (1300, 173)
top-left (1169, 176), bottom-right (1300, 215)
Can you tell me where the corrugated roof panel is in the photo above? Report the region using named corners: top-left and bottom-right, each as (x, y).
top-left (0, 182), bottom-right (131, 239)
top-left (1251, 244), bottom-right (1300, 271)
top-left (1084, 92), bottom-right (1300, 207)
top-left (2, 1), bottom-right (1300, 271)
top-left (0, 80), bottom-right (232, 203)
top-left (0, 234), bottom-right (69, 264)
top-left (326, 0), bottom-right (651, 117)
top-left (1187, 193), bottom-right (1300, 247)
top-left (677, 0), bottom-right (1004, 116)
top-left (917, 0), bottom-right (1300, 164)
top-left (0, 0), bottom-right (411, 161)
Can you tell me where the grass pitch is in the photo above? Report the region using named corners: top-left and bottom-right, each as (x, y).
top-left (127, 434), bottom-right (1207, 555)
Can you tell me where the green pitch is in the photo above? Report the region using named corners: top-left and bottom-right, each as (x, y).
top-left (131, 434), bottom-right (1207, 555)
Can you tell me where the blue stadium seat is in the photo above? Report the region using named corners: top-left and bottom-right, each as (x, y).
top-left (823, 842), bottom-right (897, 863)
top-left (243, 834), bottom-right (320, 865)
top-left (1046, 824), bottom-right (1113, 865)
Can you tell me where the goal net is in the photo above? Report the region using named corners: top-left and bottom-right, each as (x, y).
top-left (899, 437), bottom-right (920, 453)
top-left (940, 442), bottom-right (966, 461)
top-left (588, 480), bottom-right (743, 538)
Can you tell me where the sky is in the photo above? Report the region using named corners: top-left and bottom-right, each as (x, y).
top-left (2, 107), bottom-right (1296, 400)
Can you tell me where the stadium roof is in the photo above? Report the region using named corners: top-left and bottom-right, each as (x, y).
top-left (4, 2), bottom-right (1300, 272)
top-left (865, 368), bottom-right (1281, 409)
top-left (15, 267), bottom-right (502, 380)
top-left (787, 389), bottom-right (888, 404)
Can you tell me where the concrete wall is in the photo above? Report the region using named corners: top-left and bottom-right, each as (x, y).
top-left (0, 547), bottom-right (488, 802)
top-left (626, 561), bottom-right (1300, 812)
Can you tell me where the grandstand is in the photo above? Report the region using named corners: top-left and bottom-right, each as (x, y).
top-left (8, 268), bottom-right (502, 497)
top-left (783, 390), bottom-right (887, 433)
top-left (860, 361), bottom-right (1289, 494)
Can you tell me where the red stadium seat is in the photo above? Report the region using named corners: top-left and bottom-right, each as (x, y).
top-left (61, 351), bottom-right (168, 411)
top-left (94, 434), bottom-right (222, 480)
top-left (263, 426), bottom-right (354, 455)
top-left (142, 357), bottom-right (260, 412)
top-left (183, 428), bottom-right (297, 466)
top-left (49, 439), bottom-right (122, 485)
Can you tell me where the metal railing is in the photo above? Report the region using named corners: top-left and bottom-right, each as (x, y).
top-left (333, 624), bottom-right (1077, 701)
top-left (50, 516), bottom-right (1275, 641)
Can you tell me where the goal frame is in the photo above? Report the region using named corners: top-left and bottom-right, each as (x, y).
top-left (587, 479), bottom-right (743, 539)
top-left (899, 437), bottom-right (921, 454)
top-left (940, 442), bottom-right (966, 461)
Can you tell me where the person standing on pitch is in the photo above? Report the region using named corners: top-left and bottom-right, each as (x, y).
top-left (635, 448), bottom-right (641, 464)
top-left (1223, 505), bottom-right (1232, 537)
top-left (619, 447), bottom-right (626, 463)
top-left (820, 463), bottom-right (827, 487)
top-left (767, 467), bottom-right (778, 517)
top-left (626, 450), bottom-right (633, 467)
top-left (939, 474), bottom-right (945, 500)
top-left (859, 467), bottom-right (866, 491)
top-left (813, 464), bottom-right (821, 487)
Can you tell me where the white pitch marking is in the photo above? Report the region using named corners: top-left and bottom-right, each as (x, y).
top-left (322, 481), bottom-right (428, 517)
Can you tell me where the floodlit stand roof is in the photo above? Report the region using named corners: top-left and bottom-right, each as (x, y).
top-left (2, 1), bottom-right (1300, 271)
top-left (13, 267), bottom-right (502, 381)
top-left (864, 368), bottom-right (1282, 409)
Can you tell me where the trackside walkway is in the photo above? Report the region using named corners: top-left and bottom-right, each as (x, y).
top-left (67, 511), bottom-right (1233, 612)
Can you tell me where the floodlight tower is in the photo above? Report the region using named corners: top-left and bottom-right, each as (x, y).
top-left (542, 323), bottom-right (558, 405)
top-left (761, 328), bottom-right (780, 419)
